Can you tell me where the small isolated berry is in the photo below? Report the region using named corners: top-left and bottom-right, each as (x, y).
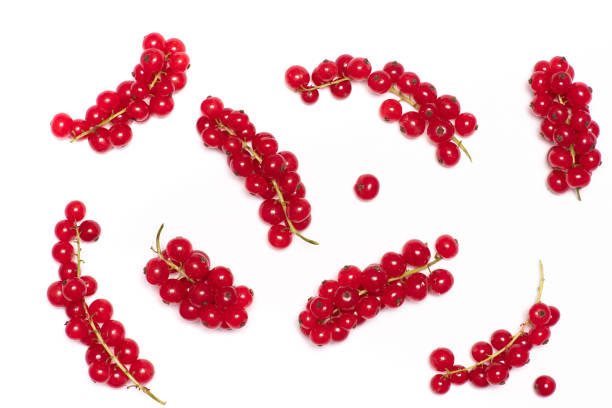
top-left (354, 174), bottom-right (379, 200)
top-left (534, 375), bottom-right (556, 397)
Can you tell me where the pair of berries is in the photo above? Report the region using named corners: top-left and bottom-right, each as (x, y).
top-left (50, 32), bottom-right (188, 152)
top-left (145, 225), bottom-right (253, 329)
top-left (299, 235), bottom-right (459, 345)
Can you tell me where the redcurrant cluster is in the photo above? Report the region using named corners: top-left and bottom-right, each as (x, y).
top-left (429, 262), bottom-right (559, 396)
top-left (50, 32), bottom-right (189, 153)
top-left (47, 201), bottom-right (163, 404)
top-left (145, 225), bottom-right (253, 329)
top-left (529, 56), bottom-right (601, 200)
top-left (196, 97), bottom-right (317, 249)
top-left (285, 56), bottom-right (477, 166)
top-left (299, 235), bottom-right (458, 345)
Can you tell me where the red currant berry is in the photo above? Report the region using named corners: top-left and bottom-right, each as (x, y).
top-left (383, 61), bottom-right (404, 82)
top-left (285, 65), bottom-right (310, 90)
top-left (354, 174), bottom-right (379, 200)
top-left (399, 111), bottom-right (426, 137)
top-left (127, 100), bottom-right (150, 122)
top-left (429, 269), bottom-right (454, 294)
top-left (167, 52), bottom-right (190, 73)
top-left (529, 302), bottom-right (551, 325)
top-left (528, 326), bottom-right (551, 346)
top-left (224, 305), bottom-right (248, 329)
top-left (315, 59), bottom-right (338, 82)
top-left (338, 265), bottom-right (362, 289)
top-left (403, 273), bottom-right (428, 301)
top-left (47, 281), bottom-right (66, 306)
top-left (490, 329), bottom-right (512, 350)
top-left (207, 266), bottom-right (234, 288)
top-left (430, 374), bottom-right (451, 394)
top-left (52, 241), bottom-right (74, 264)
top-left (379, 99), bottom-right (402, 122)
top-left (579, 149), bottom-right (601, 171)
top-left (330, 321), bottom-right (349, 342)
top-left (529, 71), bottom-right (551, 93)
top-left (380, 252), bottom-right (407, 278)
top-left (430, 347), bottom-right (455, 371)
top-left (566, 166), bottom-right (591, 189)
top-left (455, 113), bottom-right (477, 137)
top-left (471, 341), bottom-right (493, 362)
top-left (268, 224), bottom-right (292, 248)
top-left (531, 94), bottom-right (554, 117)
top-left (89, 299), bottom-right (113, 324)
top-left (115, 338), bottom-right (140, 365)
top-left (367, 70), bottom-right (392, 94)
top-left (88, 129), bottom-right (112, 153)
top-left (86, 344), bottom-right (108, 365)
top-left (485, 362), bottom-right (509, 385)
top-left (159, 279), bottom-right (187, 303)
top-left (335, 54), bottom-right (353, 76)
top-left (549, 71), bottom-right (572, 94)
top-left (286, 198), bottom-right (311, 223)
top-left (88, 361), bottom-right (110, 383)
top-left (547, 146), bottom-right (572, 170)
top-left (435, 235), bottom-right (458, 258)
top-left (200, 305), bottom-right (223, 328)
top-left (567, 82), bottom-right (592, 107)
top-left (547, 305), bottom-right (560, 326)
top-left (51, 113), bottom-right (74, 137)
top-left (150, 95), bottom-right (174, 116)
top-left (65, 201), bottom-right (86, 222)
top-left (144, 258), bottom-right (170, 285)
top-left (534, 375), bottom-right (556, 396)
top-left (436, 141), bottom-right (461, 167)
top-left (549, 56), bottom-right (569, 73)
top-left (435, 95), bottom-right (461, 120)
top-left (413, 82), bottom-right (437, 105)
top-left (79, 220), bottom-right (101, 242)
top-left (356, 295), bottom-right (381, 319)
top-left (346, 57), bottom-right (371, 80)
top-left (507, 344), bottom-right (530, 367)
top-left (360, 264), bottom-right (388, 294)
top-left (402, 239), bottom-right (431, 267)
top-left (397, 72), bottom-right (420, 94)
top-left (330, 80), bottom-right (352, 98)
top-left (166, 237), bottom-right (192, 263)
top-left (107, 365), bottom-right (129, 388)
top-left (235, 286), bottom-right (253, 308)
top-left (55, 219), bottom-right (76, 242)
top-left (310, 324), bottom-right (332, 346)
top-left (547, 103), bottom-right (569, 124)
top-left (547, 170), bottom-right (569, 193)
top-left (533, 60), bottom-right (551, 73)
top-left (130, 359), bottom-right (155, 384)
top-left (100, 320), bottom-right (125, 346)
top-left (62, 278), bottom-right (87, 302)
top-left (427, 119), bottom-right (455, 144)
top-left (318, 280), bottom-right (340, 299)
top-left (468, 366), bottom-right (489, 387)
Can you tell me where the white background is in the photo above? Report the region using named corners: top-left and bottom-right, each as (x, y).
top-left (1, 0), bottom-right (610, 406)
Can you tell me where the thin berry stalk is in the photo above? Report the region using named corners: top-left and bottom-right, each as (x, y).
top-left (557, 94), bottom-right (581, 201)
top-left (150, 224), bottom-right (195, 283)
top-left (299, 76), bottom-right (350, 92)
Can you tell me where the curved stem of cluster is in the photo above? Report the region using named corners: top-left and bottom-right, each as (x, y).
top-left (444, 260), bottom-right (546, 377)
top-left (298, 77), bottom-right (350, 92)
top-left (452, 137), bottom-right (473, 162)
top-left (216, 121), bottom-right (319, 245)
top-left (389, 86), bottom-right (419, 109)
top-left (150, 224), bottom-right (195, 283)
top-left (72, 226), bottom-right (166, 404)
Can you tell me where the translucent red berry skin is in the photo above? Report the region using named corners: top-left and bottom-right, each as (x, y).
top-left (507, 344), bottom-right (530, 367)
top-left (379, 99), bottom-right (402, 122)
top-left (534, 375), bottom-right (556, 396)
top-left (529, 325), bottom-right (551, 346)
top-left (354, 174), bottom-right (379, 200)
top-left (309, 325), bottom-right (332, 346)
top-left (367, 70), bottom-right (392, 94)
top-left (430, 374), bottom-right (451, 394)
top-left (485, 363), bottom-right (509, 385)
top-left (430, 347), bottom-right (455, 371)
top-left (490, 329), bottom-right (512, 350)
top-left (401, 239), bottom-right (431, 267)
top-left (455, 113), bottom-right (477, 137)
top-left (529, 302), bottom-right (551, 325)
top-left (51, 113), bottom-right (74, 137)
top-left (285, 65), bottom-right (310, 90)
top-left (130, 359), bottom-right (155, 384)
top-left (435, 235), bottom-right (458, 258)
top-left (471, 341), bottom-right (493, 362)
top-left (547, 305), bottom-right (560, 326)
top-left (346, 57), bottom-right (372, 80)
top-left (436, 141), bottom-right (460, 167)
top-left (547, 170), bottom-right (569, 193)
top-left (429, 269), bottom-right (454, 294)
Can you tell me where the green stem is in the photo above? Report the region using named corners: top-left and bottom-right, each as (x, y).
top-left (298, 77), bottom-right (350, 92)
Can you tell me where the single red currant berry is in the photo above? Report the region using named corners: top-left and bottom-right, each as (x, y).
top-left (360, 264), bottom-right (388, 294)
top-left (285, 65), bottom-right (310, 90)
top-left (207, 266), bottom-right (234, 288)
top-left (52, 241), bottom-right (74, 264)
top-left (379, 99), bottom-right (402, 122)
top-left (89, 299), bottom-right (113, 324)
top-left (429, 269), bottom-right (454, 294)
top-left (268, 225), bottom-right (292, 248)
top-left (367, 70), bottom-right (392, 94)
top-left (430, 347), bottom-right (455, 371)
top-left (140, 48), bottom-right (165, 74)
top-left (47, 281), bottom-right (66, 306)
top-left (301, 88), bottom-right (319, 104)
top-left (166, 237), bottom-right (192, 263)
top-left (130, 359), bottom-right (155, 384)
top-left (151, 77), bottom-right (175, 97)
top-left (354, 174), bottom-right (379, 200)
top-left (528, 326), bottom-right (551, 346)
top-left (547, 305), bottom-right (560, 326)
top-left (233, 286), bottom-right (253, 308)
top-left (126, 100), bottom-right (150, 122)
top-left (79, 220), bottom-right (101, 242)
top-left (142, 32), bottom-right (165, 50)
top-left (338, 265), bottom-right (362, 289)
top-left (183, 251), bottom-right (210, 280)
top-left (485, 363), bottom-right (509, 385)
top-left (403, 273), bottom-right (428, 300)
top-left (396, 71), bottom-right (420, 94)
top-left (455, 113), bottom-right (477, 137)
top-left (287, 198), bottom-right (311, 223)
top-left (80, 275), bottom-right (97, 296)
top-left (529, 302), bottom-right (551, 325)
top-left (330, 80), bottom-right (352, 98)
top-left (547, 170), bottom-right (569, 193)
top-left (533, 60), bottom-right (551, 73)
top-left (310, 324), bottom-right (332, 346)
top-left (315, 59), bottom-right (338, 82)
top-left (566, 166), bottom-right (591, 189)
top-left (435, 95), bottom-right (461, 120)
top-left (96, 90), bottom-right (120, 114)
top-left (490, 329), bottom-right (512, 350)
top-left (65, 201), bottom-right (86, 222)
top-left (115, 338), bottom-right (140, 365)
top-left (65, 318), bottom-right (88, 340)
top-left (468, 366), bottom-right (489, 387)
top-left (547, 103), bottom-right (569, 124)
top-left (62, 278), bottom-right (87, 302)
top-left (507, 344), bottom-right (530, 367)
top-left (100, 320), bottom-right (125, 346)
top-left (159, 279), bottom-right (187, 303)
top-left (88, 361), bottom-right (110, 383)
top-left (65, 301), bottom-right (85, 319)
top-left (547, 146), bottom-right (572, 170)
top-left (179, 300), bottom-right (200, 320)
top-left (573, 132), bottom-right (596, 155)
top-left (108, 124), bottom-right (133, 148)
top-left (309, 296), bottom-right (333, 319)
top-left (402, 239), bottom-right (431, 267)
top-left (259, 199), bottom-right (284, 225)
top-left (330, 321), bottom-right (349, 342)
top-left (150, 95), bottom-right (175, 116)
top-left (399, 111), bottom-right (426, 137)
top-left (346, 57), bottom-right (371, 80)
top-left (107, 365), bottom-right (129, 388)
top-left (299, 310), bottom-right (317, 330)
top-left (529, 71), bottom-right (551, 93)
top-left (427, 119), bottom-right (455, 144)
top-left (534, 375), bottom-right (556, 396)
top-left (549, 56), bottom-right (569, 73)
top-left (145, 258), bottom-right (170, 285)
top-left (215, 286), bottom-right (238, 308)
top-left (587, 120), bottom-right (600, 137)
top-left (335, 54), bottom-right (353, 76)
top-left (567, 82), bottom-right (592, 108)
top-left (51, 113), bottom-right (74, 137)
top-left (579, 149), bottom-right (602, 171)
top-left (383, 61), bottom-right (404, 82)
top-left (436, 141), bottom-right (461, 167)
top-left (430, 374), bottom-right (451, 394)
top-left (335, 312), bottom-right (358, 330)
top-left (200, 305), bottom-right (223, 328)
top-left (449, 366), bottom-right (469, 385)
top-left (55, 219), bottom-right (76, 242)
top-left (413, 82), bottom-right (437, 105)
top-left (381, 285), bottom-right (405, 308)
top-left (59, 262), bottom-right (78, 280)
top-left (515, 332), bottom-right (533, 350)
top-left (549, 71), bottom-right (572, 94)
top-left (88, 129), bottom-right (112, 153)
top-left (318, 280), bottom-right (340, 299)
top-left (224, 305), bottom-right (248, 329)
top-left (356, 295), bottom-right (381, 319)
top-left (167, 52), bottom-right (190, 73)
top-left (380, 252), bottom-right (407, 278)
top-left (531, 94), bottom-right (554, 117)
top-left (435, 235), bottom-right (458, 258)
top-left (471, 341), bottom-right (493, 362)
